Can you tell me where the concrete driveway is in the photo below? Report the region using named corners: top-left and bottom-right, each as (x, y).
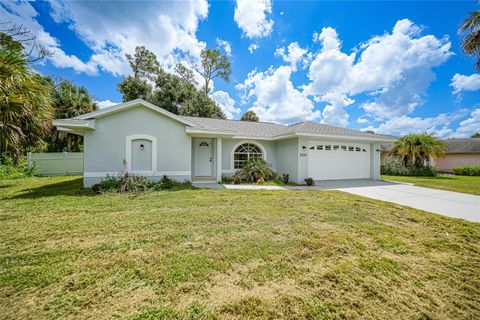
top-left (288, 180), bottom-right (480, 222)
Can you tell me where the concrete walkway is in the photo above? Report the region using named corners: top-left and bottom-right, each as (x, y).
top-left (289, 179), bottom-right (480, 223)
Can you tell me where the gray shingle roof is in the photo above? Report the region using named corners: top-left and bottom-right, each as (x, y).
top-left (285, 121), bottom-right (395, 139)
top-left (444, 138), bottom-right (480, 153)
top-left (182, 116), bottom-right (396, 140)
top-left (182, 117), bottom-right (287, 138)
top-left (381, 138), bottom-right (480, 153)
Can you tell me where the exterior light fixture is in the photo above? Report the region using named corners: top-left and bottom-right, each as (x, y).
top-left (140, 144), bottom-right (144, 151)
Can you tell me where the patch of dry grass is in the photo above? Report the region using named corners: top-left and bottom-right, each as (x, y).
top-left (0, 176), bottom-right (479, 319)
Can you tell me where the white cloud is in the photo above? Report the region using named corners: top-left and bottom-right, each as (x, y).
top-left (216, 38), bottom-right (232, 56)
top-left (96, 99), bottom-right (118, 109)
top-left (303, 19), bottom-right (453, 125)
top-left (450, 73), bottom-right (480, 94)
top-left (356, 117), bottom-right (369, 124)
top-left (236, 66), bottom-right (320, 123)
top-left (455, 108), bottom-right (480, 137)
top-left (234, 0), bottom-right (273, 39)
top-left (319, 92), bottom-right (354, 127)
top-left (248, 43), bottom-right (259, 54)
top-left (274, 42), bottom-right (308, 71)
top-left (210, 91), bottom-right (240, 119)
top-left (363, 114), bottom-right (452, 138)
top-left (0, 1), bottom-right (98, 74)
top-left (3, 1), bottom-right (209, 76)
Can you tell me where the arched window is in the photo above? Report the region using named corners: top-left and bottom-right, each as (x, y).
top-left (234, 143), bottom-right (263, 169)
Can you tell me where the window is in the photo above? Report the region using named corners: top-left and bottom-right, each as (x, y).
top-left (317, 145), bottom-right (323, 150)
top-left (199, 141), bottom-right (209, 147)
top-left (333, 145), bottom-right (339, 150)
top-left (234, 143), bottom-right (263, 169)
top-left (356, 147), bottom-right (361, 152)
top-left (362, 148), bottom-right (366, 152)
top-left (341, 145), bottom-right (347, 151)
top-left (309, 146), bottom-right (315, 150)
top-left (325, 145), bottom-right (332, 150)
top-left (348, 146), bottom-right (354, 151)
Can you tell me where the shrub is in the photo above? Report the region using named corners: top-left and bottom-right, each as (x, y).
top-left (233, 175), bottom-right (241, 184)
top-left (453, 165), bottom-right (480, 176)
top-left (282, 173), bottom-right (289, 184)
top-left (118, 173), bottom-right (150, 193)
top-left (235, 158), bottom-right (276, 183)
top-left (304, 177), bottom-right (315, 186)
top-left (160, 175), bottom-right (173, 189)
top-left (381, 157), bottom-right (438, 177)
top-left (256, 177), bottom-right (265, 184)
top-left (221, 174), bottom-right (233, 184)
top-left (91, 175), bottom-right (119, 193)
top-left (0, 154), bottom-right (36, 179)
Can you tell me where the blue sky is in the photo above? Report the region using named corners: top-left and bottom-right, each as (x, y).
top-left (1, 0), bottom-right (479, 137)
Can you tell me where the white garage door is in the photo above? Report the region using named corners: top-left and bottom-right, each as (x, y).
top-left (308, 141), bottom-right (371, 180)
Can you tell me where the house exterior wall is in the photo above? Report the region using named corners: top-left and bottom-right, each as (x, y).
top-left (220, 138), bottom-right (277, 175)
top-left (370, 143), bottom-right (381, 180)
top-left (275, 138), bottom-right (299, 182)
top-left (83, 106), bottom-right (191, 186)
top-left (431, 153), bottom-right (480, 172)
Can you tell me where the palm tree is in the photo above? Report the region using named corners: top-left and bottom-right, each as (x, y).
top-left (0, 47), bottom-right (52, 163)
top-left (240, 110), bottom-right (259, 122)
top-left (460, 10), bottom-right (480, 70)
top-left (50, 80), bottom-right (97, 151)
top-left (390, 133), bottom-right (446, 168)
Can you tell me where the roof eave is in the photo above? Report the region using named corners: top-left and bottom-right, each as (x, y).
top-left (185, 127), bottom-right (236, 137)
top-left (53, 119), bottom-right (95, 132)
top-left (273, 132), bottom-right (397, 142)
top-left (73, 99), bottom-right (199, 127)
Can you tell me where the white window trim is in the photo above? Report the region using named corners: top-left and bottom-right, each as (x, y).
top-left (126, 134), bottom-right (157, 174)
top-left (230, 140), bottom-right (267, 171)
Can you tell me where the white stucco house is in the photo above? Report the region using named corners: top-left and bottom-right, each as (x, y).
top-left (53, 99), bottom-right (397, 187)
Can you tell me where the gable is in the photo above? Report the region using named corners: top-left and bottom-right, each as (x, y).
top-left (75, 99), bottom-right (197, 127)
top-left (95, 105), bottom-right (188, 133)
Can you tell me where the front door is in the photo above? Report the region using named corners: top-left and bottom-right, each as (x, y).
top-left (194, 138), bottom-right (213, 176)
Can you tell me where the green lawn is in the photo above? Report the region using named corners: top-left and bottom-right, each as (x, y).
top-left (382, 174), bottom-right (480, 195)
top-left (1, 177), bottom-right (479, 319)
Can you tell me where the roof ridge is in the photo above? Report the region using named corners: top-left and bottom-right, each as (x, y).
top-left (181, 115), bottom-right (284, 126)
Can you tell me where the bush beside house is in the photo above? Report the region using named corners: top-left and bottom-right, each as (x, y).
top-left (91, 173), bottom-right (193, 193)
top-left (452, 165), bottom-right (480, 176)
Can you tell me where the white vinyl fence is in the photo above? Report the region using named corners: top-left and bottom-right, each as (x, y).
top-left (27, 152), bottom-right (83, 176)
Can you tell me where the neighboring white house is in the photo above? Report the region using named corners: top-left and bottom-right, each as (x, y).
top-left (53, 99), bottom-right (397, 187)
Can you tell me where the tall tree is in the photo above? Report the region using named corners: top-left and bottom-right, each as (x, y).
top-left (460, 10), bottom-right (480, 70)
top-left (187, 48), bottom-right (231, 95)
top-left (390, 133), bottom-right (446, 167)
top-left (117, 76), bottom-right (152, 102)
top-left (118, 46), bottom-right (226, 119)
top-left (0, 22), bottom-right (53, 63)
top-left (471, 133), bottom-right (480, 138)
top-left (240, 110), bottom-right (259, 122)
top-left (47, 80), bottom-right (98, 152)
top-left (174, 62), bottom-right (198, 85)
top-left (0, 45), bottom-right (53, 163)
top-left (125, 46), bottom-right (160, 79)
top-left (152, 69), bottom-right (225, 118)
